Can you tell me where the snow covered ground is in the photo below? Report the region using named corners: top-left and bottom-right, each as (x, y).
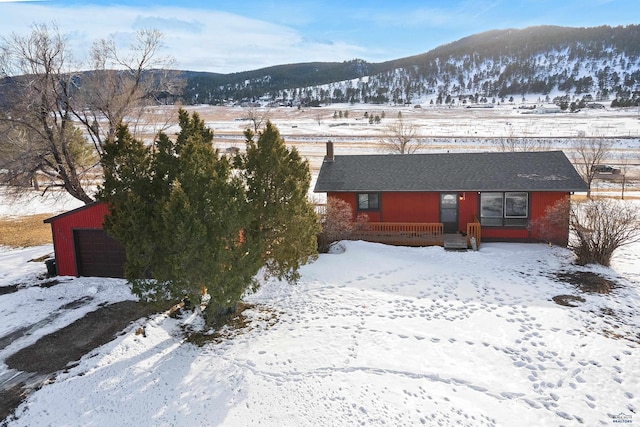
top-left (1, 238), bottom-right (638, 426)
top-left (1, 105), bottom-right (639, 425)
top-left (0, 190), bottom-right (84, 218)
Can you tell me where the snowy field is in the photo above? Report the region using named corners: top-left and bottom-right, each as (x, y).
top-left (143, 103), bottom-right (640, 177)
top-left (1, 104), bottom-right (639, 426)
top-left (121, 103), bottom-right (640, 201)
top-left (1, 239), bottom-right (639, 426)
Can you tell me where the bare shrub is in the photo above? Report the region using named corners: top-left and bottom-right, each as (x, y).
top-left (531, 197), bottom-right (640, 266)
top-left (569, 198), bottom-right (640, 266)
top-left (317, 197), bottom-right (367, 252)
top-left (496, 135), bottom-right (553, 152)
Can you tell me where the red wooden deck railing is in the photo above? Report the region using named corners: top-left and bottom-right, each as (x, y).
top-left (352, 222), bottom-right (444, 246)
top-left (466, 217), bottom-right (481, 249)
top-left (348, 221), bottom-right (482, 249)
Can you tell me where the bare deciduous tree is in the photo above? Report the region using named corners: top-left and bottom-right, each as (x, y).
top-left (1, 24), bottom-right (94, 202)
top-left (570, 198), bottom-right (640, 266)
top-left (496, 134), bottom-right (553, 152)
top-left (0, 24), bottom-right (183, 203)
top-left (572, 137), bottom-right (612, 197)
top-left (245, 104), bottom-right (270, 133)
top-left (380, 116), bottom-right (424, 154)
top-left (616, 154), bottom-right (631, 200)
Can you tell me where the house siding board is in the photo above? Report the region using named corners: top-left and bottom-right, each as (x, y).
top-left (458, 192), bottom-right (479, 231)
top-left (530, 192), bottom-right (566, 222)
top-left (328, 189), bottom-right (571, 244)
top-left (382, 192), bottom-right (439, 223)
top-left (529, 191), bottom-right (570, 244)
top-left (45, 203), bottom-right (111, 276)
top-left (482, 228), bottom-right (531, 241)
top-left (329, 191), bottom-right (440, 223)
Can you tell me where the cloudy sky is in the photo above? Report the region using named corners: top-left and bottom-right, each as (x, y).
top-left (0, 0), bottom-right (637, 74)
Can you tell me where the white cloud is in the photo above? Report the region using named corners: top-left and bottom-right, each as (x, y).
top-left (0, 3), bottom-right (367, 73)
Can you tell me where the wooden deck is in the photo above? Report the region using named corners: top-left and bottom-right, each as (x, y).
top-left (351, 222), bottom-right (481, 250)
top-left (352, 222), bottom-right (444, 246)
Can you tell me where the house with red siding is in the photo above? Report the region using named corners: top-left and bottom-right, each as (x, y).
top-left (44, 202), bottom-right (125, 278)
top-left (314, 142), bottom-right (588, 248)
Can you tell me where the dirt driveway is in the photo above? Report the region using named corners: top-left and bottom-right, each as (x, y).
top-left (0, 300), bottom-right (158, 423)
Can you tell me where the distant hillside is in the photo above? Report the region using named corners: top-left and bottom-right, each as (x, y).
top-left (181, 59), bottom-right (381, 105)
top-left (181, 25), bottom-right (640, 107)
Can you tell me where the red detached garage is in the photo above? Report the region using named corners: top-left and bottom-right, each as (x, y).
top-left (44, 202), bottom-right (125, 278)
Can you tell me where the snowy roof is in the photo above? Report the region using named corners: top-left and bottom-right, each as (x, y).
top-left (314, 150), bottom-right (588, 193)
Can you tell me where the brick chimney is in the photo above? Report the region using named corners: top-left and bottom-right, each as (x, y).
top-left (325, 140), bottom-right (334, 162)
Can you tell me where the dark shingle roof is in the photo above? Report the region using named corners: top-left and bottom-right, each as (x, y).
top-left (314, 151), bottom-right (588, 193)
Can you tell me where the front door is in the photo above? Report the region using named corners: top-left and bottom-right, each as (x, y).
top-left (440, 193), bottom-right (458, 233)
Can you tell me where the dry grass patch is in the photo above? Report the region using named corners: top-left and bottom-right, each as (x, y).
top-left (0, 214), bottom-right (52, 247)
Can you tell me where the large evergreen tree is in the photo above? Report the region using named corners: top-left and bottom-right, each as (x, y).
top-left (99, 112), bottom-right (318, 326)
top-left (99, 124), bottom-right (159, 284)
top-left (99, 110), bottom-right (262, 324)
top-left (239, 122), bottom-right (319, 282)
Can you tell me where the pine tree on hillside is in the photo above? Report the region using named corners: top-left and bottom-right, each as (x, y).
top-left (239, 122), bottom-right (320, 283)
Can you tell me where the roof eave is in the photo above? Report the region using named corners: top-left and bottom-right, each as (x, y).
top-left (43, 201), bottom-right (104, 224)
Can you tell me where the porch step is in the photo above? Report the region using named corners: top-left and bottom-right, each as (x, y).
top-left (443, 234), bottom-right (468, 250)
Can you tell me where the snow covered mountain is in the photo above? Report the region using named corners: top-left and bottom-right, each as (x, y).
top-left (183, 25), bottom-right (640, 107)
